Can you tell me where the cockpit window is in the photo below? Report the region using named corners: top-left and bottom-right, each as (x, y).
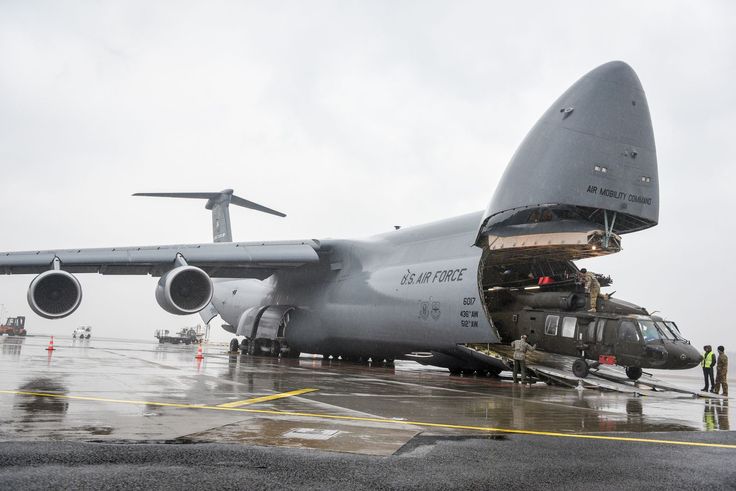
top-left (619, 321), bottom-right (640, 343)
top-left (654, 321), bottom-right (676, 340)
top-left (638, 320), bottom-right (661, 342)
top-left (664, 321), bottom-right (684, 340)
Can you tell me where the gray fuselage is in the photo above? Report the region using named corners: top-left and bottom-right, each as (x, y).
top-left (213, 212), bottom-right (498, 358)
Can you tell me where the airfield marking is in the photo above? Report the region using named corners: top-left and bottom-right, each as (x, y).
top-left (217, 388), bottom-right (319, 407)
top-left (2, 389), bottom-right (735, 450)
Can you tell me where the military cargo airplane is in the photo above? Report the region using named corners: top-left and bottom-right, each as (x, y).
top-left (0, 61), bottom-right (701, 380)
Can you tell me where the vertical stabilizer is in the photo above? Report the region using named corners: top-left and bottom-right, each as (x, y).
top-left (133, 189), bottom-right (286, 243)
top-left (205, 191), bottom-right (234, 242)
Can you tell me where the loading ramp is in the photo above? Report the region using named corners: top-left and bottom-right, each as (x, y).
top-left (463, 344), bottom-right (726, 399)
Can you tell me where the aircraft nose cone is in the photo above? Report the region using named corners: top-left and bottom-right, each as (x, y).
top-left (677, 345), bottom-right (702, 368)
top-left (479, 60), bottom-right (659, 244)
top-left (585, 60), bottom-right (643, 91)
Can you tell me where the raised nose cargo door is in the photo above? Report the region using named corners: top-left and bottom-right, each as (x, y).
top-left (476, 61), bottom-right (660, 289)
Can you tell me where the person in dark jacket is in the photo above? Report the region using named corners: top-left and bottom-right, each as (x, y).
top-left (701, 345), bottom-right (716, 392)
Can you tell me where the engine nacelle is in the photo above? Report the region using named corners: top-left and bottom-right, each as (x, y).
top-left (155, 266), bottom-right (213, 315)
top-left (27, 270), bottom-right (83, 319)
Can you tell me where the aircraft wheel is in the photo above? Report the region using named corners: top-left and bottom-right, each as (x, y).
top-left (461, 369), bottom-right (475, 376)
top-left (229, 338), bottom-right (239, 353)
top-left (572, 358), bottom-right (589, 378)
top-left (449, 368), bottom-right (462, 376)
top-left (247, 340), bottom-right (258, 356)
top-left (269, 341), bottom-right (281, 357)
top-left (625, 367), bottom-right (643, 380)
top-left (484, 367), bottom-right (502, 377)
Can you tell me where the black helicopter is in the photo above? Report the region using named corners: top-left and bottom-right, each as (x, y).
top-left (485, 269), bottom-right (702, 380)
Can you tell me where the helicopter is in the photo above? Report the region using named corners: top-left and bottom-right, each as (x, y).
top-left (483, 261), bottom-right (702, 380)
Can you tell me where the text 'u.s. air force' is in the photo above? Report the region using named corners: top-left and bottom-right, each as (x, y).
top-left (400, 268), bottom-right (467, 286)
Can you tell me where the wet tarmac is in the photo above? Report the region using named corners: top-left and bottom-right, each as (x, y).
top-left (0, 335), bottom-right (734, 488)
top-left (1, 335), bottom-right (733, 448)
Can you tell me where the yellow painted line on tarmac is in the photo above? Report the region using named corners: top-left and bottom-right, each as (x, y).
top-left (1, 389), bottom-right (734, 449)
top-left (217, 388), bottom-right (318, 407)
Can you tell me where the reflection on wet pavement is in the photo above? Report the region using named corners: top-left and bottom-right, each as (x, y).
top-left (14, 377), bottom-right (69, 423)
top-left (0, 336), bottom-right (732, 454)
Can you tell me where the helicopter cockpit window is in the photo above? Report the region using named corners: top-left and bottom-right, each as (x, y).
top-left (654, 321), bottom-right (676, 340)
top-left (545, 315), bottom-right (559, 336)
top-left (638, 320), bottom-right (661, 343)
top-left (619, 321), bottom-right (640, 343)
top-left (561, 317), bottom-right (577, 338)
top-left (664, 321), bottom-right (684, 340)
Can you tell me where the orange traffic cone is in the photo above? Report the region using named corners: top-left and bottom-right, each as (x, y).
top-left (195, 344), bottom-right (204, 360)
top-left (46, 336), bottom-right (55, 351)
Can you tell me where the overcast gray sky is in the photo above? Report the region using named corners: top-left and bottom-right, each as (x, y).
top-left (0, 1), bottom-right (734, 349)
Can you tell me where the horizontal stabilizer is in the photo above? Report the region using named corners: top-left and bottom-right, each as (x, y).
top-left (133, 190), bottom-right (286, 217)
top-left (134, 189), bottom-right (285, 243)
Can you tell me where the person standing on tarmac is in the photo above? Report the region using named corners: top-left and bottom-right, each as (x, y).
top-left (712, 346), bottom-right (728, 396)
top-left (511, 334), bottom-right (536, 385)
top-left (579, 268), bottom-right (600, 312)
top-left (701, 345), bottom-right (716, 392)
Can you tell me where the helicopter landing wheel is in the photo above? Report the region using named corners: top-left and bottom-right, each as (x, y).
top-left (625, 367), bottom-right (643, 380)
top-left (572, 358), bottom-right (589, 378)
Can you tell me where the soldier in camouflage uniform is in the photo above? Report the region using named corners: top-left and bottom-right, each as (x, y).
top-left (713, 346), bottom-right (729, 396)
top-left (511, 334), bottom-right (536, 385)
top-left (579, 268), bottom-right (601, 312)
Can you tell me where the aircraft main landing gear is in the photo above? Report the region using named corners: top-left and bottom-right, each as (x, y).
top-left (572, 358), bottom-right (589, 378)
top-left (229, 338), bottom-right (240, 353)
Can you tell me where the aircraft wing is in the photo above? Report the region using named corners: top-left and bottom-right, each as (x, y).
top-left (0, 239), bottom-right (321, 279)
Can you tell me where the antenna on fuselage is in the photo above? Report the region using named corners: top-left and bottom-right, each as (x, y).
top-left (133, 189), bottom-right (286, 243)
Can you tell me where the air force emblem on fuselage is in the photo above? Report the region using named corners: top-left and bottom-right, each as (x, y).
top-left (418, 300), bottom-right (441, 321)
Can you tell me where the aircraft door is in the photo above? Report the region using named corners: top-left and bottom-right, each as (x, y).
top-left (597, 319), bottom-right (616, 356)
top-left (583, 319), bottom-right (600, 358)
top-left (615, 320), bottom-right (644, 366)
top-left (580, 319), bottom-right (616, 358)
top-left (526, 313), bottom-right (543, 346)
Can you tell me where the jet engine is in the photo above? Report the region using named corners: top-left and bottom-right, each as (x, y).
top-left (27, 270), bottom-right (83, 319)
top-left (155, 266), bottom-right (213, 315)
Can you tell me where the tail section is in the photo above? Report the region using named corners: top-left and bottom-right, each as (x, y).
top-left (133, 189), bottom-right (286, 243)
